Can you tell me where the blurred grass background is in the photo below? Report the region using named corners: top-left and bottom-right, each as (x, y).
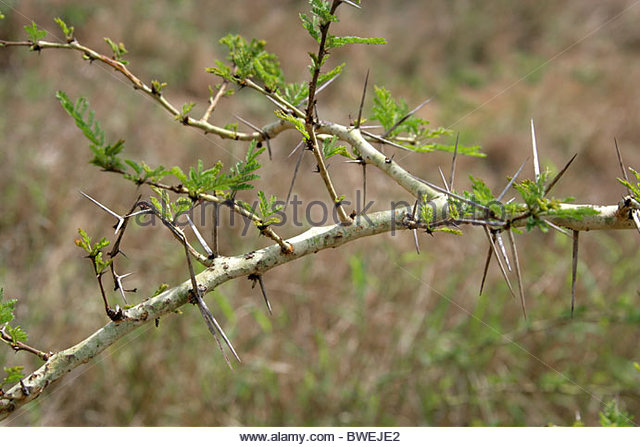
top-left (1, 0), bottom-right (640, 426)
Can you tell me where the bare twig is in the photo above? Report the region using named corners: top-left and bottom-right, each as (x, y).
top-left (202, 79), bottom-right (229, 123)
top-left (0, 326), bottom-right (51, 361)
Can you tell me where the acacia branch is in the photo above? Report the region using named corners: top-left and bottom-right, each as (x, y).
top-left (0, 207), bottom-right (408, 420)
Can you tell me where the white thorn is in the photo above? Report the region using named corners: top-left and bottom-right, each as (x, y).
top-left (530, 119), bottom-right (540, 180)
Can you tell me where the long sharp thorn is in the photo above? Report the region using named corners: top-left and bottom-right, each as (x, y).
top-left (362, 162), bottom-right (367, 214)
top-left (212, 203), bottom-right (219, 256)
top-left (449, 133), bottom-right (459, 189)
top-left (614, 138), bottom-right (631, 187)
top-left (632, 209), bottom-right (640, 234)
top-left (479, 244), bottom-right (493, 296)
top-left (235, 115), bottom-right (271, 159)
top-left (79, 191), bottom-right (121, 219)
top-left (123, 209), bottom-right (152, 219)
top-left (506, 228), bottom-right (527, 319)
top-left (264, 95), bottom-right (288, 111)
top-left (530, 119), bottom-right (541, 180)
top-left (438, 167), bottom-right (450, 192)
top-left (265, 138), bottom-right (272, 160)
top-left (80, 191), bottom-right (125, 233)
top-left (571, 230), bottom-right (579, 318)
top-left (184, 243), bottom-right (239, 365)
top-left (297, 73), bottom-right (342, 107)
top-left (355, 69), bottom-right (369, 129)
top-left (544, 220), bottom-right (572, 237)
top-left (195, 298), bottom-right (232, 368)
top-left (495, 231), bottom-right (512, 272)
top-left (544, 153), bottom-right (578, 197)
top-left (341, 0), bottom-right (361, 8)
top-left (284, 142), bottom-right (306, 211)
top-left (382, 97), bottom-right (432, 139)
top-left (287, 140), bottom-right (304, 158)
top-left (413, 229), bottom-right (420, 254)
top-left (186, 215), bottom-right (213, 256)
top-left (257, 275), bottom-right (272, 315)
top-left (360, 130), bottom-right (413, 151)
top-left (497, 159), bottom-right (528, 202)
top-left (484, 227), bottom-right (516, 298)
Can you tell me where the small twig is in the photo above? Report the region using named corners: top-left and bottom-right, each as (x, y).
top-left (202, 80), bottom-right (229, 123)
top-left (0, 326), bottom-right (51, 361)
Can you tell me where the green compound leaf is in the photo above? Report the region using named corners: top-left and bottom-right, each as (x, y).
top-left (0, 289), bottom-right (17, 325)
top-left (257, 191), bottom-right (283, 226)
top-left (104, 37), bottom-right (129, 65)
top-left (1, 366), bottom-right (25, 388)
top-left (54, 17), bottom-right (74, 42)
top-left (56, 91), bottom-right (127, 172)
top-left (275, 110), bottom-right (308, 139)
top-left (24, 22), bottom-right (47, 43)
top-left (326, 35), bottom-right (386, 49)
top-left (322, 136), bottom-right (355, 160)
top-left (208, 34), bottom-right (284, 91)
